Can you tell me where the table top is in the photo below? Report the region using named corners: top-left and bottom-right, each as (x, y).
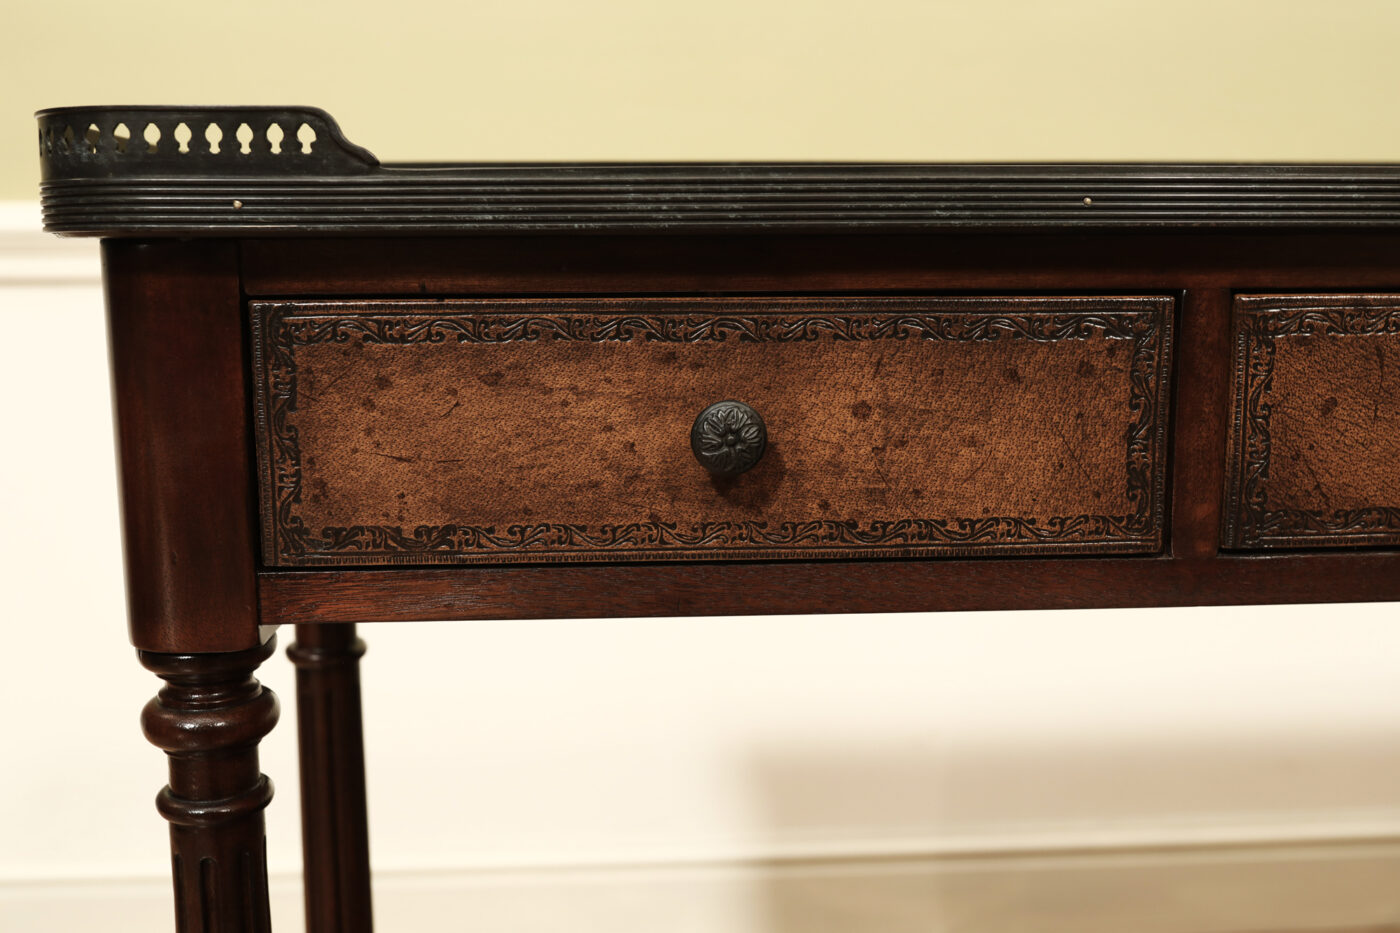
top-left (36, 106), bottom-right (1400, 237)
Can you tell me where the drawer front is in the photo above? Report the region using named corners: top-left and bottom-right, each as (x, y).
top-left (1224, 294), bottom-right (1400, 549)
top-left (251, 296), bottom-right (1174, 566)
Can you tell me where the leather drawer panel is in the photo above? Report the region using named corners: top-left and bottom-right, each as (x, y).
top-left (250, 296), bottom-right (1174, 566)
top-left (1224, 294), bottom-right (1400, 549)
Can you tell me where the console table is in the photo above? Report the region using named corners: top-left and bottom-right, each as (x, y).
top-left (37, 106), bottom-right (1400, 933)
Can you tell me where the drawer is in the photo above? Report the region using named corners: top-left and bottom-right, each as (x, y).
top-left (1224, 294), bottom-right (1400, 549)
top-left (250, 296), bottom-right (1174, 566)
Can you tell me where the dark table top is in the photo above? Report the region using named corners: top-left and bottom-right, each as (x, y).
top-left (36, 106), bottom-right (1400, 237)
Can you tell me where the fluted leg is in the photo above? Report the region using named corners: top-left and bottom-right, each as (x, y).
top-left (288, 624), bottom-right (373, 933)
top-left (140, 636), bottom-right (280, 933)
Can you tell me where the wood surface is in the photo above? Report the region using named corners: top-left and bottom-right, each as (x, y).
top-left (1224, 294), bottom-right (1400, 548)
top-left (139, 636), bottom-right (280, 933)
top-left (104, 239), bottom-right (263, 653)
top-left (239, 232), bottom-right (1400, 296)
top-left (287, 625), bottom-right (374, 933)
top-left (251, 296), bottom-right (1173, 565)
top-left (259, 551), bottom-right (1400, 625)
top-left (1168, 288), bottom-right (1234, 560)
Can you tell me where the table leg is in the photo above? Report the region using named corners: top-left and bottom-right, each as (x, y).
top-left (288, 624), bottom-right (374, 933)
top-left (140, 635), bottom-right (280, 933)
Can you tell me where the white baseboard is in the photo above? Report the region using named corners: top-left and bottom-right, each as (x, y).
top-left (4, 839), bottom-right (1399, 933)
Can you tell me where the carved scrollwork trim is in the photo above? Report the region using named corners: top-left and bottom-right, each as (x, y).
top-left (252, 297), bottom-right (1173, 566)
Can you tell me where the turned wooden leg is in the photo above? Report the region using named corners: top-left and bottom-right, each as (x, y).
top-left (288, 624), bottom-right (374, 933)
top-left (140, 635), bottom-right (280, 933)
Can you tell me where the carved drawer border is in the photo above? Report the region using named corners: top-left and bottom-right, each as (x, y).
top-left (251, 296), bottom-right (1174, 567)
top-left (1224, 293), bottom-right (1400, 549)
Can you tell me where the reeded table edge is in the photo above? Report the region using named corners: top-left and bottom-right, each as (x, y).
top-left (35, 106), bottom-right (1400, 237)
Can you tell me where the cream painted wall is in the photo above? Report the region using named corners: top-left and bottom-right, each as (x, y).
top-left (8, 0), bottom-right (1400, 198)
top-left (6, 2), bottom-right (1400, 929)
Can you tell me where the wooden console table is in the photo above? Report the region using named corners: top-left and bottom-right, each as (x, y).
top-left (37, 106), bottom-right (1400, 932)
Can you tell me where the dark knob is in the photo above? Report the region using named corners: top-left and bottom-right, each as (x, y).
top-left (691, 400), bottom-right (767, 477)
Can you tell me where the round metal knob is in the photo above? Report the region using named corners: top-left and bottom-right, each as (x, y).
top-left (691, 400), bottom-right (767, 477)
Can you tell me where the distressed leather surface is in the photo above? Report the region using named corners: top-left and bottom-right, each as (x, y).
top-left (1270, 334), bottom-right (1400, 508)
top-left (253, 297), bottom-right (1172, 565)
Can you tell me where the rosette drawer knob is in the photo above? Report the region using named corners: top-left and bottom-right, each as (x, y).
top-left (691, 400), bottom-right (767, 477)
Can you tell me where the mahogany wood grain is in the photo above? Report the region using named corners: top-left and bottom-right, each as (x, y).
top-left (240, 233), bottom-right (1400, 297)
top-left (105, 240), bottom-right (262, 653)
top-left (140, 635), bottom-right (280, 933)
top-left (1169, 288), bottom-right (1233, 559)
top-left (287, 625), bottom-right (374, 933)
top-left (258, 551), bottom-right (1400, 625)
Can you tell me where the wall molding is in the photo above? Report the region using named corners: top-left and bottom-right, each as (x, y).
top-left (4, 839), bottom-right (1399, 933)
top-left (0, 201), bottom-right (99, 284)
